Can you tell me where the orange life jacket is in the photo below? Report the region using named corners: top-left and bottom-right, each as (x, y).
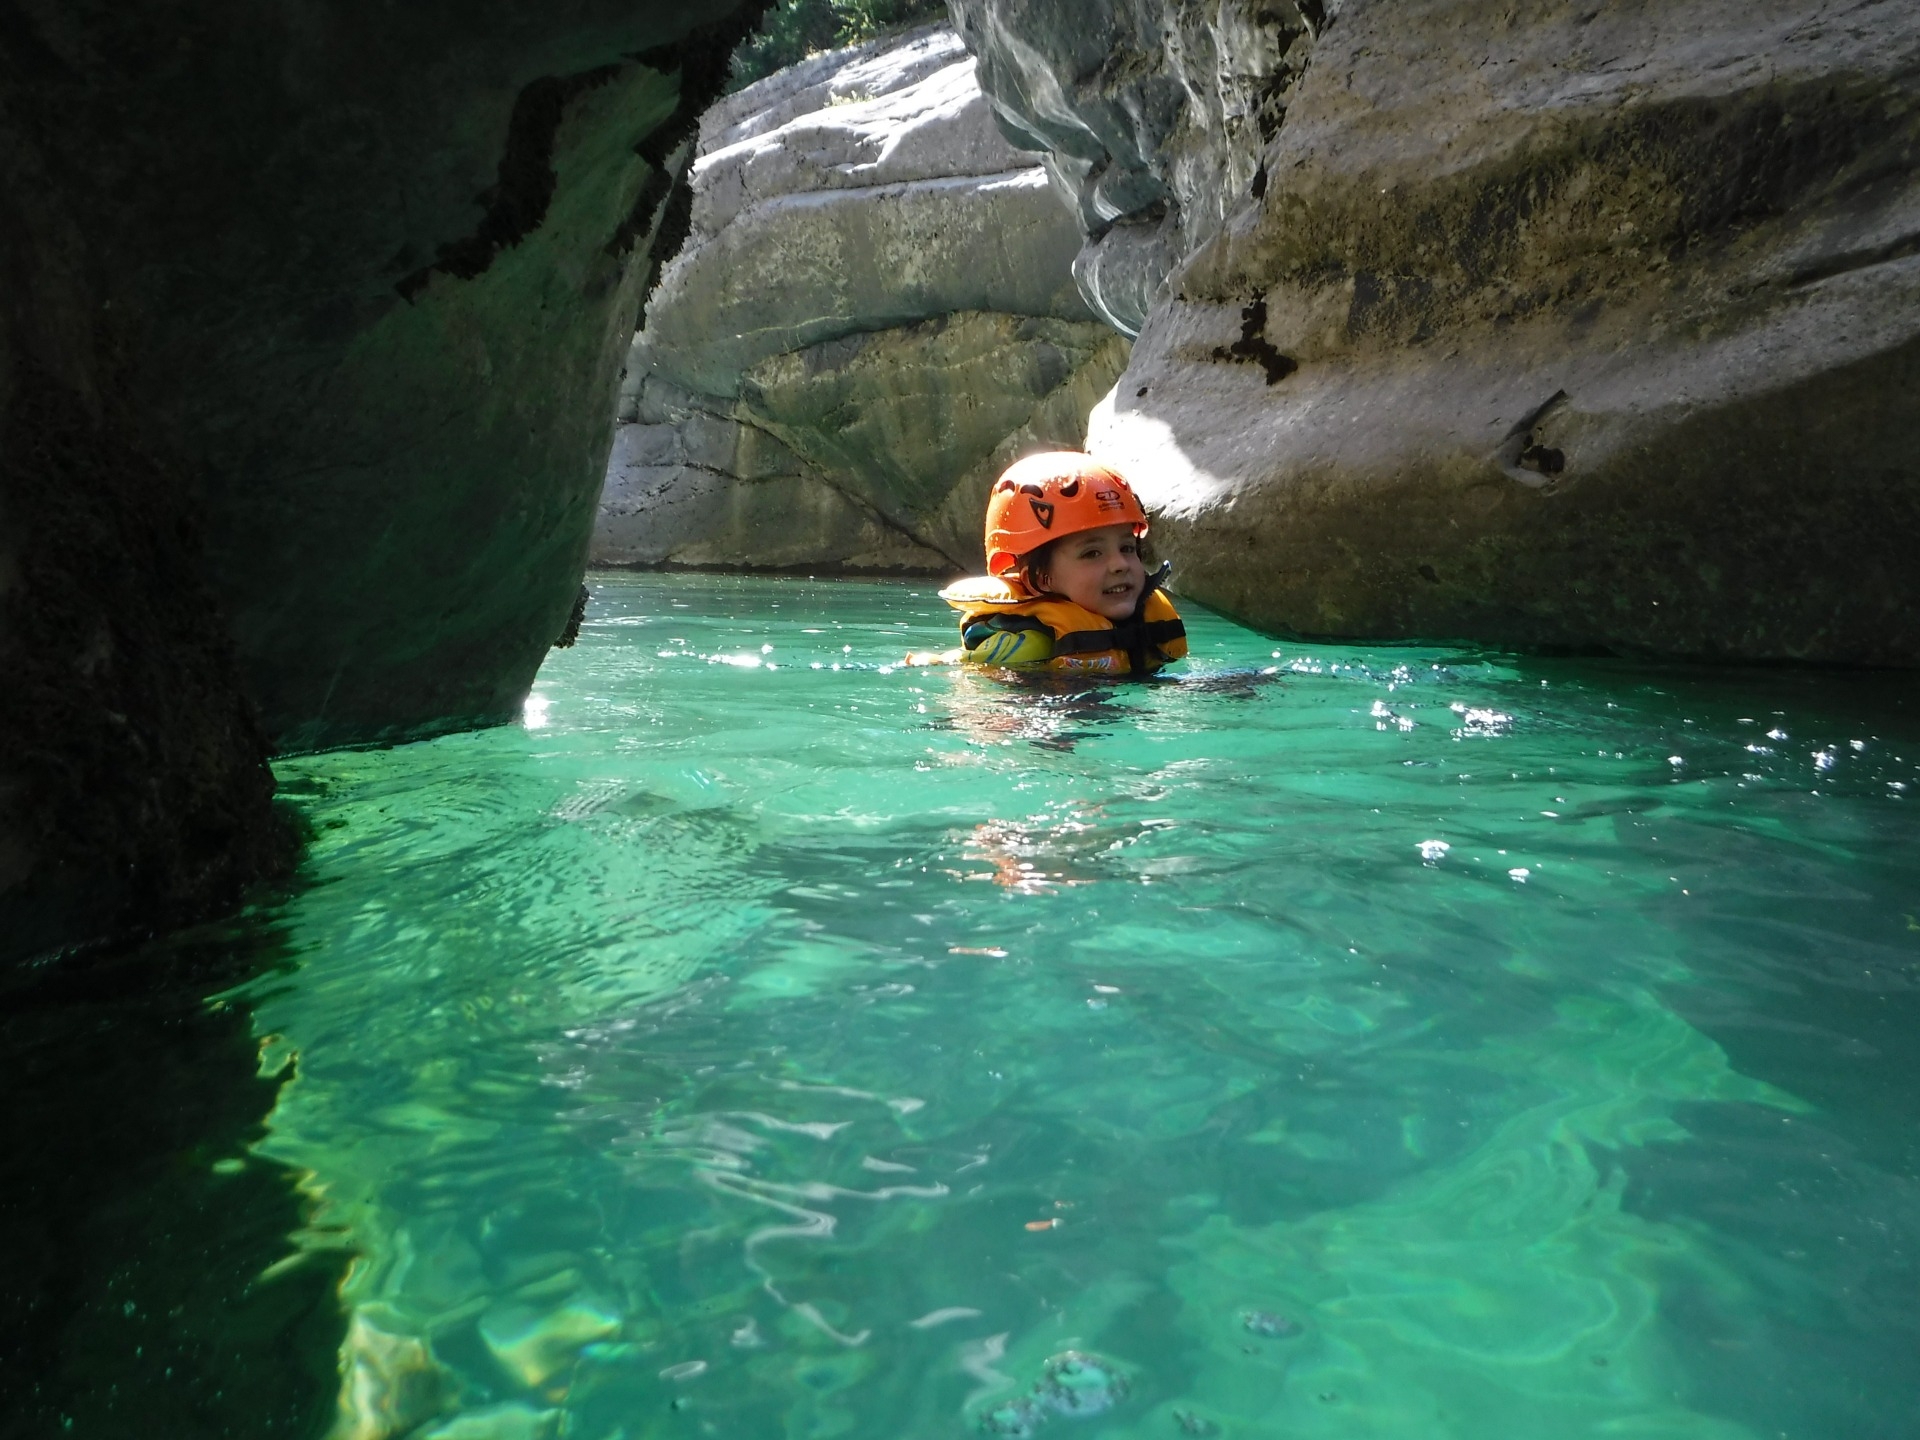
top-left (939, 574), bottom-right (1188, 675)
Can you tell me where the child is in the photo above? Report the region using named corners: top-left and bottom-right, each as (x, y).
top-left (913, 452), bottom-right (1187, 674)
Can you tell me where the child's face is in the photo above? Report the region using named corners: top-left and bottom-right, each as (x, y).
top-left (1031, 524), bottom-right (1146, 620)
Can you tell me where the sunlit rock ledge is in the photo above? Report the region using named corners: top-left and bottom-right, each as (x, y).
top-left (953, 0), bottom-right (1920, 663)
top-left (594, 26), bottom-right (1129, 573)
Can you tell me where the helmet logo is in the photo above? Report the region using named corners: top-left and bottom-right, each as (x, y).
top-left (1029, 499), bottom-right (1055, 529)
top-left (1095, 488), bottom-right (1125, 512)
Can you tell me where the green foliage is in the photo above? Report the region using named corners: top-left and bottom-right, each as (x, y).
top-left (728, 0), bottom-right (950, 92)
top-left (833, 0), bottom-right (951, 41)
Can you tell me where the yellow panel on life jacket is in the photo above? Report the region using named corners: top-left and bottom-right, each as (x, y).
top-left (938, 576), bottom-right (1187, 675)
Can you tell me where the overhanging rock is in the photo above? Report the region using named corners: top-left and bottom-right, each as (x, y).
top-left (953, 0), bottom-right (1920, 662)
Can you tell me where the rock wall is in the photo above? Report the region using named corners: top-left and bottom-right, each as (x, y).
top-left (0, 0), bottom-right (765, 962)
top-left (952, 0), bottom-right (1920, 664)
top-left (951, 0), bottom-right (1315, 339)
top-left (595, 26), bottom-right (1130, 572)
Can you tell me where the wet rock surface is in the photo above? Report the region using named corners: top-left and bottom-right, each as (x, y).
top-left (955, 0), bottom-right (1920, 663)
top-left (596, 26), bottom-right (1129, 572)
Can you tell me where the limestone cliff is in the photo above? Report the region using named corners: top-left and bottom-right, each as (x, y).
top-left (595, 27), bottom-right (1130, 572)
top-left (952, 0), bottom-right (1920, 663)
top-left (0, 1), bottom-right (765, 962)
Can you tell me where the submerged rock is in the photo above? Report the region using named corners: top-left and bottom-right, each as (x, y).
top-left (1240, 1309), bottom-right (1301, 1339)
top-left (977, 1349), bottom-right (1132, 1434)
top-left (980, 1395), bottom-right (1048, 1437)
top-left (952, 0), bottom-right (1920, 663)
top-left (1035, 1350), bottom-right (1130, 1416)
top-left (418, 1403), bottom-right (561, 1440)
top-left (477, 1294), bottom-right (623, 1391)
top-left (336, 1307), bottom-right (455, 1440)
top-left (595, 26), bottom-right (1129, 572)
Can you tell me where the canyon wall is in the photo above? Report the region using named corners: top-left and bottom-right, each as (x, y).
top-left (0, 1), bottom-right (764, 961)
top-left (952, 0), bottom-right (1920, 663)
top-left (595, 26), bottom-right (1129, 572)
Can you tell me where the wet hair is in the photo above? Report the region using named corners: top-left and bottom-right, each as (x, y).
top-left (1020, 538), bottom-right (1061, 590)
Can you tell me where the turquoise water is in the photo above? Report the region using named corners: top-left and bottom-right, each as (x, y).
top-left (239, 572), bottom-right (1920, 1440)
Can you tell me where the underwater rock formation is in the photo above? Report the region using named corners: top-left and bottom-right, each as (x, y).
top-left (952, 0), bottom-right (1920, 663)
top-left (0, 0), bottom-right (765, 961)
top-left (596, 27), bottom-right (1130, 572)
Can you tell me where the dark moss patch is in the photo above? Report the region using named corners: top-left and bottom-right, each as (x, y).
top-left (554, 582), bottom-right (590, 648)
top-left (615, 2), bottom-right (776, 329)
top-left (1213, 296), bottom-right (1298, 384)
top-left (399, 64), bottom-right (625, 301)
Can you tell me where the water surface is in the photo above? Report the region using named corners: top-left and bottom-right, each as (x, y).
top-left (243, 573), bottom-right (1920, 1439)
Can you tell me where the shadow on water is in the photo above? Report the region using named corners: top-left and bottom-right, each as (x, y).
top-left (0, 910), bottom-right (349, 1438)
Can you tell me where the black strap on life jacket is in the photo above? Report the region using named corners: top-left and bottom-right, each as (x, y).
top-left (1048, 563), bottom-right (1185, 673)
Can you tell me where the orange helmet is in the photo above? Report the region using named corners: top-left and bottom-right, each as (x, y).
top-left (984, 451), bottom-right (1148, 579)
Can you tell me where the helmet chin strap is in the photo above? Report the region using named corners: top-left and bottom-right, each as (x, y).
top-left (1134, 561), bottom-right (1171, 617)
top-left (1117, 562), bottom-right (1173, 675)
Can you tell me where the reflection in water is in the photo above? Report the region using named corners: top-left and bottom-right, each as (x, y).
top-left (934, 667), bottom-right (1282, 755)
top-left (932, 671), bottom-right (1136, 753)
top-left (961, 818), bottom-right (1095, 892)
top-left (207, 574), bottom-right (1920, 1440)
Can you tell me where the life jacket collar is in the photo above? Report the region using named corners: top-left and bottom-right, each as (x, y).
top-left (940, 564), bottom-right (1186, 675)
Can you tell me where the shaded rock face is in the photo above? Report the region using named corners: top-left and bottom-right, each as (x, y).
top-left (950, 0), bottom-right (1319, 338)
top-left (0, 1), bottom-right (764, 960)
top-left (596, 27), bottom-right (1130, 572)
top-left (956, 0), bottom-right (1920, 664)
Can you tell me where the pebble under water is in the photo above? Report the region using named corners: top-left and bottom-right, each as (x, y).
top-left (222, 573), bottom-right (1920, 1438)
